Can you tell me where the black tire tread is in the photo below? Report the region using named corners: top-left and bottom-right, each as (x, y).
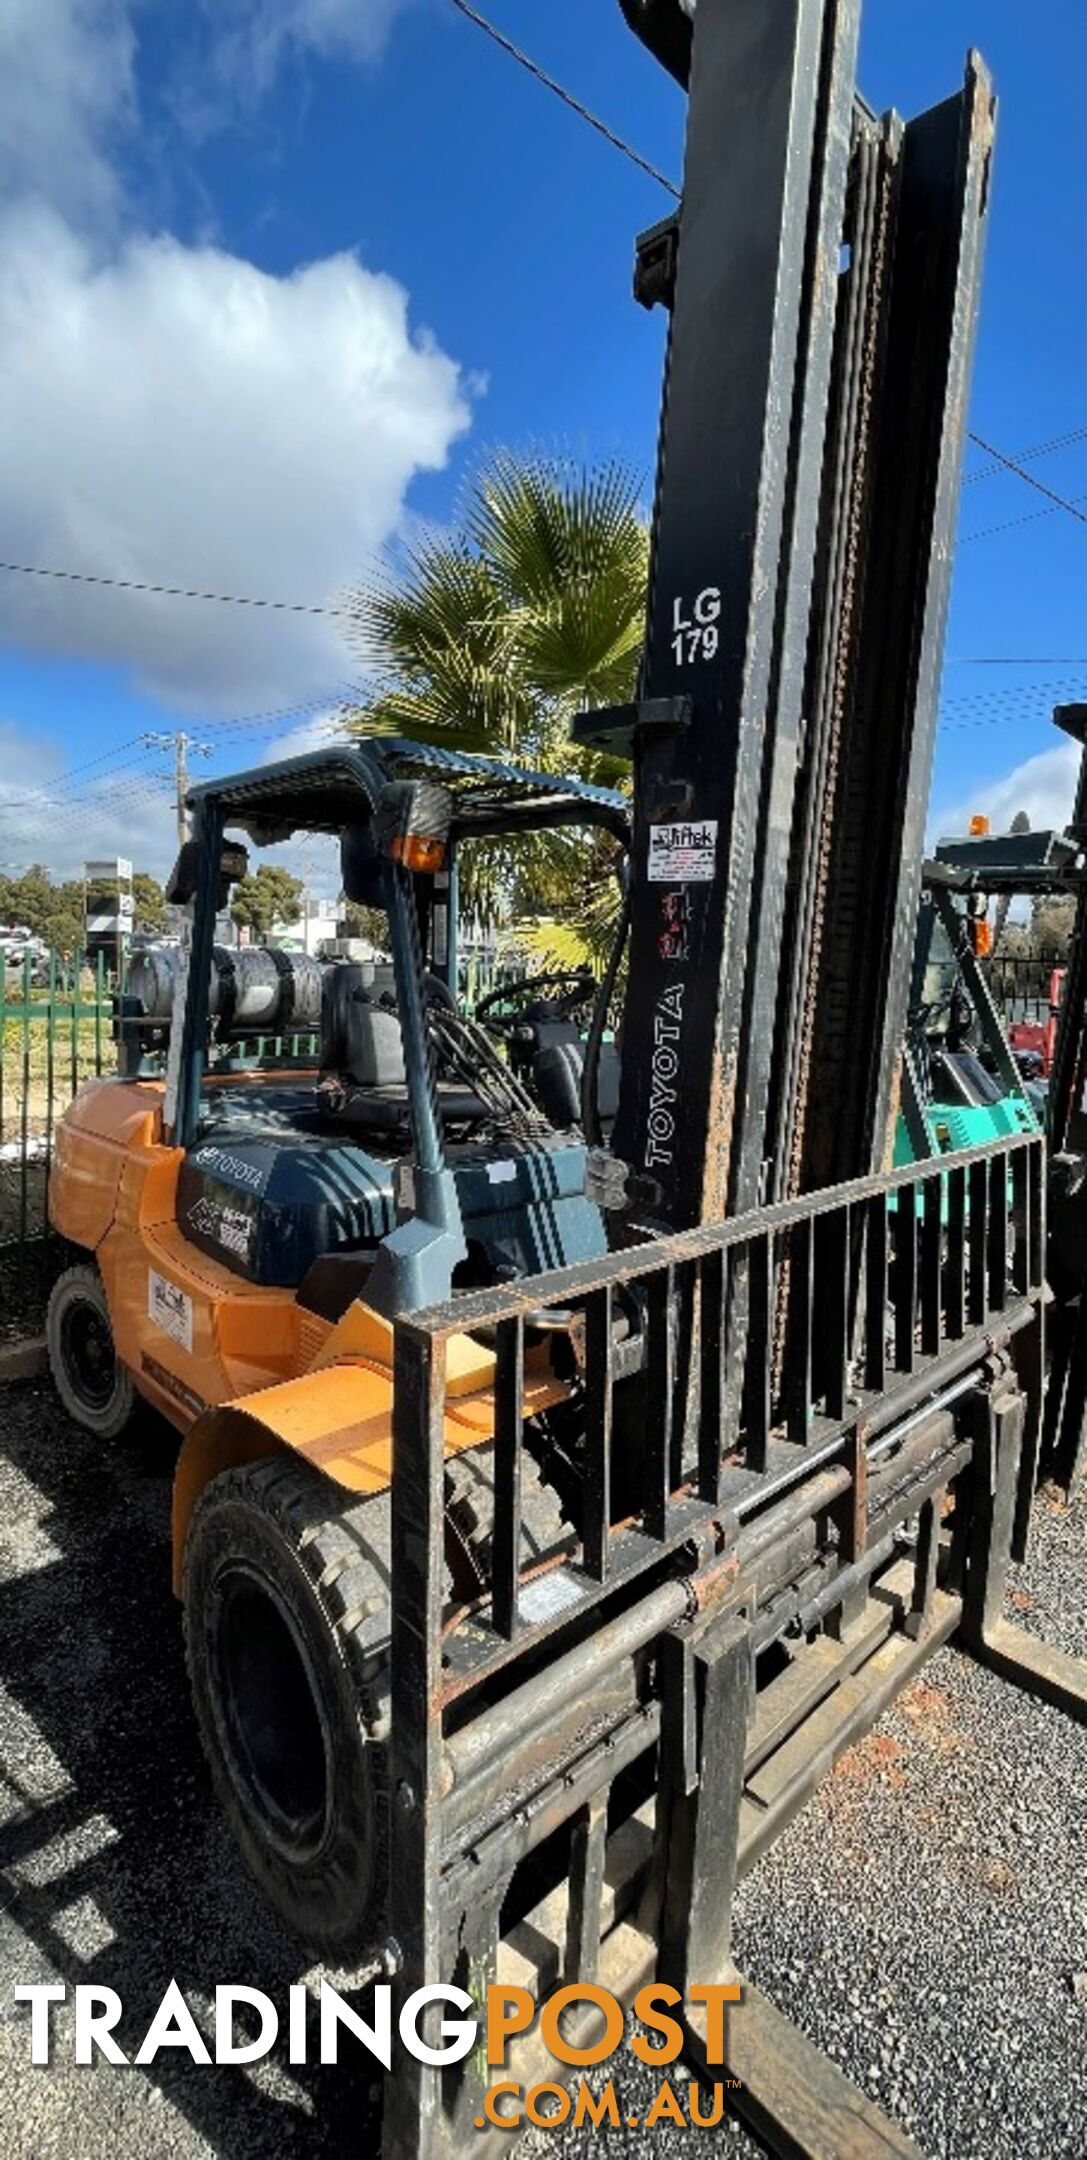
top-left (183, 1454), bottom-right (392, 1961)
top-left (46, 1262), bottom-right (138, 1441)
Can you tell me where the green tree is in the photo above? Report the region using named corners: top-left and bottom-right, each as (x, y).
top-left (3, 866), bottom-right (54, 939)
top-left (41, 899), bottom-right (84, 954)
top-left (231, 865), bottom-right (304, 940)
top-left (132, 871), bottom-right (166, 934)
top-left (1031, 894), bottom-right (1077, 955)
top-left (341, 453), bottom-right (645, 951)
top-left (339, 898), bottom-right (390, 952)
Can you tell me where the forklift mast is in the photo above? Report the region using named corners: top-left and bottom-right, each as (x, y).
top-left (580, 0), bottom-right (995, 1233)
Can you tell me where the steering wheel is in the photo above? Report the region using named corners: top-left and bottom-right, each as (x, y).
top-left (474, 969), bottom-right (597, 1034)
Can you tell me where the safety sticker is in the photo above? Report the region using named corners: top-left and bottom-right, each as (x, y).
top-left (647, 820), bottom-right (718, 883)
top-left (148, 1270), bottom-right (193, 1353)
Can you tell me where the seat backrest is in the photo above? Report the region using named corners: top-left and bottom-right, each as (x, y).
top-left (533, 1041), bottom-right (583, 1128)
top-left (320, 964), bottom-right (406, 1088)
top-left (533, 1039), bottom-right (622, 1132)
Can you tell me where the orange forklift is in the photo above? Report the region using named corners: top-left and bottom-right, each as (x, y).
top-left (41, 5), bottom-right (1087, 2153)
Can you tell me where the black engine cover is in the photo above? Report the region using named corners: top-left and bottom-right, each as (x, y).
top-left (178, 1125), bottom-right (395, 1287)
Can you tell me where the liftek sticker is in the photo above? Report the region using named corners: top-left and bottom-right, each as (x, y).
top-left (148, 1270), bottom-right (193, 1352)
top-left (648, 820), bottom-right (718, 882)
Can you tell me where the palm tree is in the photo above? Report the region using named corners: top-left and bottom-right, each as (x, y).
top-left (339, 453), bottom-right (647, 956)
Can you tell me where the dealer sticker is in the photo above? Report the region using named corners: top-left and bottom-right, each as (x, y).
top-left (648, 819), bottom-right (718, 883)
top-left (148, 1270), bottom-right (193, 1352)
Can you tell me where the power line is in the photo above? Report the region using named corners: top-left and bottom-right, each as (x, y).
top-left (0, 558), bottom-right (337, 614)
top-left (442, 2), bottom-right (1087, 556)
top-left (446, 0), bottom-right (680, 197)
top-left (962, 492), bottom-right (1087, 547)
top-left (0, 17), bottom-right (1076, 701)
top-left (196, 685), bottom-right (364, 737)
top-left (0, 737), bottom-right (145, 812)
top-left (0, 776), bottom-right (177, 840)
top-left (940, 673), bottom-right (1087, 705)
top-left (0, 692), bottom-right (358, 834)
top-left (965, 431), bottom-right (1087, 529)
top-left (938, 676), bottom-right (1087, 718)
top-left (964, 421), bottom-right (1087, 484)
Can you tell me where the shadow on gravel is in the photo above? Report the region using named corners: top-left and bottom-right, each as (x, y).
top-left (0, 1379), bottom-right (383, 2156)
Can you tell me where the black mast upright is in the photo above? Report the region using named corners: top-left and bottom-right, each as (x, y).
top-left (602, 0), bottom-right (863, 1230)
top-left (598, 0), bottom-right (995, 1228)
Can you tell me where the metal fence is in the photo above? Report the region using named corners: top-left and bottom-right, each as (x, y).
top-left (0, 952), bottom-right (117, 1258)
top-left (0, 941), bottom-right (564, 1262)
top-left (987, 951), bottom-right (1065, 1026)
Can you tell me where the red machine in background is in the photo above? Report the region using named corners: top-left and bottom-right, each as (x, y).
top-left (1008, 966), bottom-right (1066, 1078)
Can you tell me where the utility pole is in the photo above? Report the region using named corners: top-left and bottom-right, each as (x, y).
top-left (140, 731), bottom-right (213, 845)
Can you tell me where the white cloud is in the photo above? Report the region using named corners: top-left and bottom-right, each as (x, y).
top-left (0, 712), bottom-right (353, 884)
top-left (0, 1), bottom-right (412, 219)
top-left (932, 741), bottom-right (1080, 845)
top-left (260, 713), bottom-right (343, 765)
top-left (0, 0), bottom-right (474, 717)
top-left (0, 0), bottom-right (136, 225)
top-left (203, 0), bottom-right (412, 101)
top-left (0, 208), bottom-right (471, 709)
top-left (0, 720), bottom-right (179, 881)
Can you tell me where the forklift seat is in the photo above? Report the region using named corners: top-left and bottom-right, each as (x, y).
top-left (317, 960), bottom-right (488, 1133)
top-left (533, 1038), bottom-right (621, 1133)
top-left (320, 962), bottom-right (408, 1090)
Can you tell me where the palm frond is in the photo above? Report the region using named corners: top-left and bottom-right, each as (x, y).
top-left (336, 449), bottom-right (645, 940)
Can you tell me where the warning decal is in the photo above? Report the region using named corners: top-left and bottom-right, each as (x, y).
top-left (647, 820), bottom-right (718, 883)
top-left (148, 1270), bottom-right (194, 1353)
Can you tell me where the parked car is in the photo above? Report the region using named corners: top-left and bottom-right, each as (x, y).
top-left (0, 928), bottom-right (49, 973)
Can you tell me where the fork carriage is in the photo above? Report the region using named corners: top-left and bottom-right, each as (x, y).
top-left (384, 1130), bottom-right (1084, 2156)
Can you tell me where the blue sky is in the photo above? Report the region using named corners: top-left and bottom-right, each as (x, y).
top-left (1, 0), bottom-right (1085, 878)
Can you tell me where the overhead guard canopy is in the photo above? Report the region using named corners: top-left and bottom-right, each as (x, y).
top-left (186, 736), bottom-right (630, 849)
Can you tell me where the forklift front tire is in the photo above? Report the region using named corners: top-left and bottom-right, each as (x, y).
top-left (183, 1456), bottom-right (391, 1962)
top-left (46, 1263), bottom-right (138, 1441)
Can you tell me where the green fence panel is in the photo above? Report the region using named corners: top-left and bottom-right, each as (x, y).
top-left (0, 947), bottom-right (117, 1260)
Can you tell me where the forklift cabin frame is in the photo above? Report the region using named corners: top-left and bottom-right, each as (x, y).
top-left (169, 736), bottom-right (630, 1153)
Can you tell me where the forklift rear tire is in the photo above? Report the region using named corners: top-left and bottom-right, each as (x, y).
top-left (46, 1263), bottom-right (138, 1440)
top-left (183, 1456), bottom-right (391, 1963)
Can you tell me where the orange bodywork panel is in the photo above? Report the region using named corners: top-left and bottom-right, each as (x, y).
top-left (52, 1075), bottom-right (332, 1423)
top-left (52, 1073), bottom-right (571, 1593)
top-left (49, 1077), bottom-right (166, 1251)
top-left (170, 1353), bottom-right (568, 1592)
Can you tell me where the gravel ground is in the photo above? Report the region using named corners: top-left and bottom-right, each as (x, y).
top-left (0, 1243), bottom-right (57, 1343)
top-left (0, 1375), bottom-right (1084, 2160)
